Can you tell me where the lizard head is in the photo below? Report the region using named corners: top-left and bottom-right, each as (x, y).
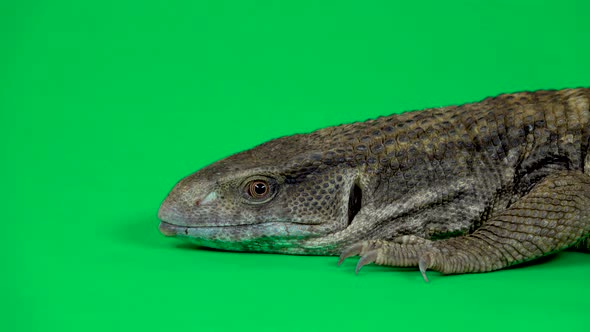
top-left (158, 131), bottom-right (364, 255)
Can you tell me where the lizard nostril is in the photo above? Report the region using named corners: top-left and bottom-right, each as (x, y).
top-left (195, 200), bottom-right (201, 206)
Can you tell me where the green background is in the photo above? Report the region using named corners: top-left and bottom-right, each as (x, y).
top-left (2, 1), bottom-right (589, 331)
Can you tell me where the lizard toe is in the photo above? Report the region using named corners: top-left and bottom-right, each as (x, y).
top-left (355, 250), bottom-right (378, 274)
top-left (418, 253), bottom-right (433, 283)
top-left (338, 240), bottom-right (384, 266)
top-left (337, 242), bottom-right (364, 266)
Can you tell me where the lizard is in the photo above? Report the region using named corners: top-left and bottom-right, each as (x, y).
top-left (158, 88), bottom-right (590, 281)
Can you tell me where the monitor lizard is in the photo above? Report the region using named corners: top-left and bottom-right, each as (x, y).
top-left (158, 88), bottom-right (590, 281)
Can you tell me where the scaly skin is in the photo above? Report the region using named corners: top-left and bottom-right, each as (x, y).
top-left (159, 88), bottom-right (590, 281)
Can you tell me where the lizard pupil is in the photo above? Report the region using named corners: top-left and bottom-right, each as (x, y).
top-left (249, 181), bottom-right (269, 198)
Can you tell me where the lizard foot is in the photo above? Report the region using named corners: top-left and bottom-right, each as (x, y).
top-left (338, 240), bottom-right (435, 282)
top-left (337, 242), bottom-right (379, 274)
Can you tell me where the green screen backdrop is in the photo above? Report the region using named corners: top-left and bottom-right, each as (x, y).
top-left (2, 1), bottom-right (589, 331)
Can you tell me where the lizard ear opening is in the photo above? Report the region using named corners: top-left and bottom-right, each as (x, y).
top-left (347, 182), bottom-right (362, 226)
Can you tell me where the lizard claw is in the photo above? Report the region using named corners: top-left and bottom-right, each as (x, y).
top-left (418, 254), bottom-right (431, 283)
top-left (337, 243), bottom-right (363, 266)
top-left (355, 250), bottom-right (377, 274)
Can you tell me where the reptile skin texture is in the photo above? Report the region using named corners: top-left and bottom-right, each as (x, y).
top-left (159, 88), bottom-right (590, 281)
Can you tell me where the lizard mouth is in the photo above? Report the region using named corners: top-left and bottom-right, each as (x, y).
top-left (159, 221), bottom-right (186, 237)
top-left (158, 220), bottom-right (272, 237)
top-left (158, 221), bottom-right (246, 236)
top-left (158, 220), bottom-right (330, 241)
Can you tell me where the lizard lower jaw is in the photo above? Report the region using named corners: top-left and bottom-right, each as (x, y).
top-left (158, 220), bottom-right (347, 255)
top-left (159, 221), bottom-right (186, 237)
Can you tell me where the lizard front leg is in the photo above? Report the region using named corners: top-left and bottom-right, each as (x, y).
top-left (339, 171), bottom-right (590, 281)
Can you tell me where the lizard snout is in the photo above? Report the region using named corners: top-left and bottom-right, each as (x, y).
top-left (158, 221), bottom-right (177, 236)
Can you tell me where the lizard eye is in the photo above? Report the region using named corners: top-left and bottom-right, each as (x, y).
top-left (248, 180), bottom-right (269, 198)
top-left (241, 177), bottom-right (278, 204)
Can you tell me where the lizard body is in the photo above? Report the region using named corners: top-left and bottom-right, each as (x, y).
top-left (159, 88), bottom-right (590, 280)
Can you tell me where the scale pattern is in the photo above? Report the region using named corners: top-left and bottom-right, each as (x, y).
top-left (159, 88), bottom-right (590, 279)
